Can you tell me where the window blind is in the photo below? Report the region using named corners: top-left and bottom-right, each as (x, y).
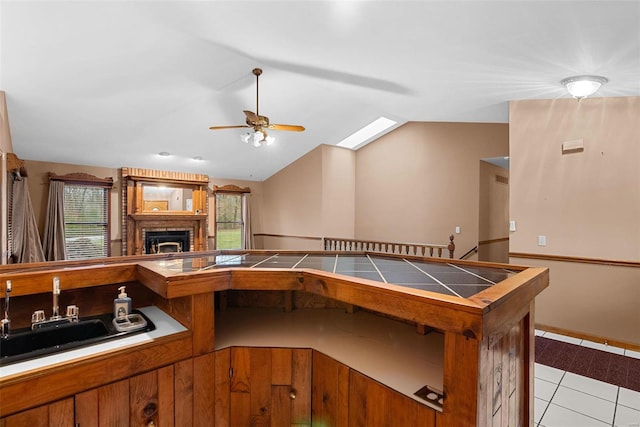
top-left (64, 185), bottom-right (109, 260)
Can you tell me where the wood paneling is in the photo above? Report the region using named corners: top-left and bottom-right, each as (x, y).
top-left (75, 389), bottom-right (98, 427)
top-left (1, 334), bottom-right (191, 417)
top-left (174, 359), bottom-right (194, 426)
top-left (130, 370), bottom-right (158, 426)
top-left (214, 348), bottom-right (231, 427)
top-left (311, 352), bottom-right (350, 427)
top-left (193, 353), bottom-right (216, 426)
top-left (98, 379), bottom-right (129, 426)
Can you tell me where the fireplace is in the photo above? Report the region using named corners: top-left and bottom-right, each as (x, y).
top-left (144, 230), bottom-right (190, 254)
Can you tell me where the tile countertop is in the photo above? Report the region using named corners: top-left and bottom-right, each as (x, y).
top-left (215, 307), bottom-right (445, 411)
top-left (0, 306), bottom-right (188, 379)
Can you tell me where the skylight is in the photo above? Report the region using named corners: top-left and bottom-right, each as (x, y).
top-left (336, 117), bottom-right (398, 150)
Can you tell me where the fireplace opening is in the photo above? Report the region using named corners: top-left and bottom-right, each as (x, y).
top-left (145, 230), bottom-right (190, 254)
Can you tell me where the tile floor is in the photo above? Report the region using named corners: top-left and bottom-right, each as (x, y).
top-left (534, 330), bottom-right (640, 427)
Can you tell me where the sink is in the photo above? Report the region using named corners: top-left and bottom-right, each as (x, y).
top-left (0, 310), bottom-right (155, 366)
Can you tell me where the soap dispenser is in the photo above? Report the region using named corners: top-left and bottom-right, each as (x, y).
top-left (114, 286), bottom-right (132, 318)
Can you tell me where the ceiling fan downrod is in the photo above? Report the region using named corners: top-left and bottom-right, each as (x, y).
top-left (253, 68), bottom-right (262, 116)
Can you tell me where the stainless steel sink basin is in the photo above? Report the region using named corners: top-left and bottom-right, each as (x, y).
top-left (0, 310), bottom-right (155, 366)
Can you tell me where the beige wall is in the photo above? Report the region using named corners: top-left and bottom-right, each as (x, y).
top-left (260, 144), bottom-right (356, 250)
top-left (509, 96), bottom-right (640, 345)
top-left (355, 122), bottom-right (509, 255)
top-left (478, 160), bottom-right (509, 263)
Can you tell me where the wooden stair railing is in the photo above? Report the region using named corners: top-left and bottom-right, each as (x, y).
top-left (323, 235), bottom-right (455, 258)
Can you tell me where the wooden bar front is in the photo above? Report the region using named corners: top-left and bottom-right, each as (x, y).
top-left (0, 250), bottom-right (548, 426)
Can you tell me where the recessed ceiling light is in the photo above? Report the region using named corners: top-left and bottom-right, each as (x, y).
top-left (337, 117), bottom-right (398, 150)
top-left (158, 151), bottom-right (171, 157)
top-left (192, 156), bottom-right (203, 161)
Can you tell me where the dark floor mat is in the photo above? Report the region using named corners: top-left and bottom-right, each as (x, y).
top-left (535, 336), bottom-right (640, 392)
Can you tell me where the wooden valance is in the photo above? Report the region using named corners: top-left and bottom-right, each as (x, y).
top-left (121, 167), bottom-right (209, 184)
top-left (212, 184), bottom-right (251, 194)
top-left (49, 172), bottom-right (114, 188)
top-left (6, 153), bottom-right (24, 173)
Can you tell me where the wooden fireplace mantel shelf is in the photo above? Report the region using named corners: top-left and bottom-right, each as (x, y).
top-left (129, 213), bottom-right (207, 221)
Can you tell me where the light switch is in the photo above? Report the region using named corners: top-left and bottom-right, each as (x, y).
top-left (509, 221), bottom-right (516, 232)
top-left (538, 235), bottom-right (547, 246)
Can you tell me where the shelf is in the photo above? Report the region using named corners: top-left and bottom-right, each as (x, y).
top-left (215, 307), bottom-right (444, 410)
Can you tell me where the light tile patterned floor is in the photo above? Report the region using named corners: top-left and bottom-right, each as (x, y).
top-left (535, 330), bottom-right (640, 427)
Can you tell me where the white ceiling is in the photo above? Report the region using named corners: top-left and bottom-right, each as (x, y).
top-left (2, 1), bottom-right (639, 181)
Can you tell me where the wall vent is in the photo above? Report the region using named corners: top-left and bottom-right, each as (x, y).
top-left (495, 174), bottom-right (509, 185)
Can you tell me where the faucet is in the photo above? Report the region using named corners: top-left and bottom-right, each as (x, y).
top-left (1, 280), bottom-right (10, 338)
top-left (31, 277), bottom-right (79, 330)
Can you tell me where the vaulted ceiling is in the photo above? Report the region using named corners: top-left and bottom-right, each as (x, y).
top-left (2, 1), bottom-right (639, 181)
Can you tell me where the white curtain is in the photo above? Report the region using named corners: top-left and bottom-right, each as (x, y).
top-left (10, 173), bottom-right (45, 263)
top-left (42, 180), bottom-right (67, 261)
top-left (242, 193), bottom-right (253, 249)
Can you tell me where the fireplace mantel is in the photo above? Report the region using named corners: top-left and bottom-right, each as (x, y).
top-left (130, 214), bottom-right (207, 222)
top-left (121, 167), bottom-right (209, 255)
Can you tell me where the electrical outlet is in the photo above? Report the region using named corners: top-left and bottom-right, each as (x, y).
top-left (537, 235), bottom-right (547, 246)
top-left (455, 226), bottom-right (461, 234)
top-left (509, 221), bottom-right (516, 232)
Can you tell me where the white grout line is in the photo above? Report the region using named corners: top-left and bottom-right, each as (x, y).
top-left (366, 254), bottom-right (387, 283)
top-left (447, 263), bottom-right (496, 285)
top-left (250, 253), bottom-right (279, 268)
top-left (291, 253), bottom-right (309, 269)
top-left (403, 259), bottom-right (463, 298)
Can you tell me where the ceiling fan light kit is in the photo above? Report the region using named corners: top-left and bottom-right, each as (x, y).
top-left (210, 68), bottom-right (305, 147)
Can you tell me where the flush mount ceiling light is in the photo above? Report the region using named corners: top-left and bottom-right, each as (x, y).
top-left (561, 75), bottom-right (608, 99)
top-left (158, 151), bottom-right (171, 157)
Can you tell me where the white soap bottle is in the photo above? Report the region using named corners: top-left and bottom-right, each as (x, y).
top-left (114, 286), bottom-right (132, 318)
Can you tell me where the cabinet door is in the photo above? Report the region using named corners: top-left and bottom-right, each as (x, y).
top-left (228, 347), bottom-right (311, 427)
top-left (311, 351), bottom-right (349, 427)
top-left (348, 370), bottom-right (436, 427)
top-left (0, 398), bottom-right (73, 427)
top-left (75, 365), bottom-right (175, 427)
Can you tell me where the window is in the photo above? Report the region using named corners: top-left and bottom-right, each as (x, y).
top-left (64, 184), bottom-right (110, 260)
top-left (215, 193), bottom-right (243, 249)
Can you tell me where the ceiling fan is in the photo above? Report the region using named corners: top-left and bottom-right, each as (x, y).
top-left (209, 68), bottom-right (305, 146)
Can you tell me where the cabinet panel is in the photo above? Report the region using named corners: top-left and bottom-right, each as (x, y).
top-left (75, 389), bottom-right (98, 427)
top-left (174, 359), bottom-right (194, 426)
top-left (193, 353), bottom-right (215, 426)
top-left (157, 365), bottom-right (175, 427)
top-left (228, 347), bottom-right (312, 427)
top-left (98, 379), bottom-right (129, 426)
top-left (0, 405), bottom-right (49, 427)
top-left (311, 351), bottom-right (349, 427)
top-left (130, 370), bottom-right (158, 426)
top-left (348, 370), bottom-right (436, 427)
top-left (0, 397), bottom-right (73, 427)
top-left (214, 348), bottom-right (231, 426)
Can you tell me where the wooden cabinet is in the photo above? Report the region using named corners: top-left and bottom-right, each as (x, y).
top-left (0, 398), bottom-right (73, 427)
top-left (214, 347), bottom-right (312, 426)
top-left (74, 364), bottom-right (175, 426)
top-left (312, 351), bottom-right (436, 427)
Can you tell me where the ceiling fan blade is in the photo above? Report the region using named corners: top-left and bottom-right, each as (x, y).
top-left (243, 110), bottom-right (259, 121)
top-left (209, 125), bottom-right (250, 130)
top-left (268, 124), bottom-right (306, 132)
